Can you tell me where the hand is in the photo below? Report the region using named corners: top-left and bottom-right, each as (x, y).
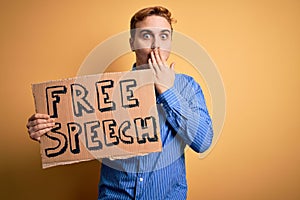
top-left (148, 48), bottom-right (175, 94)
top-left (26, 113), bottom-right (55, 142)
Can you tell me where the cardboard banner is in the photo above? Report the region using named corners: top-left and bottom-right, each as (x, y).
top-left (32, 69), bottom-right (161, 168)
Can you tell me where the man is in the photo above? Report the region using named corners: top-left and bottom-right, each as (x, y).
top-left (27, 6), bottom-right (213, 199)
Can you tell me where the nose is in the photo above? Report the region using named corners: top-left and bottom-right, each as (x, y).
top-left (151, 37), bottom-right (160, 49)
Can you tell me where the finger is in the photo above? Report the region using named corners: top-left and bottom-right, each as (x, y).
top-left (170, 62), bottom-right (176, 70)
top-left (154, 48), bottom-right (163, 69)
top-left (29, 122), bottom-right (55, 133)
top-left (148, 58), bottom-right (157, 74)
top-left (29, 132), bottom-right (41, 142)
top-left (150, 51), bottom-right (158, 68)
top-left (26, 118), bottom-right (55, 130)
top-left (158, 47), bottom-right (168, 66)
top-left (30, 127), bottom-right (53, 141)
top-left (28, 118), bottom-right (55, 128)
top-left (28, 113), bottom-right (50, 122)
top-left (30, 134), bottom-right (40, 142)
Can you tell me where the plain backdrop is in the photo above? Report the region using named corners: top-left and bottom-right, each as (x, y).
top-left (0, 0), bottom-right (299, 199)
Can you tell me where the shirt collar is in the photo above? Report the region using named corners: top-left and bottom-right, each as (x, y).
top-left (132, 63), bottom-right (137, 71)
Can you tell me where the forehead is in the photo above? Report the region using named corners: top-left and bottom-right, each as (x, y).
top-left (135, 15), bottom-right (171, 30)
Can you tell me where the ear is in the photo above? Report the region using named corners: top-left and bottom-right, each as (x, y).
top-left (129, 38), bottom-right (135, 52)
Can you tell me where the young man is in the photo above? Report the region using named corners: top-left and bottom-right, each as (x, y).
top-left (27, 6), bottom-right (213, 199)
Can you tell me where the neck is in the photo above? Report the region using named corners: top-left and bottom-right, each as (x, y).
top-left (135, 62), bottom-right (150, 70)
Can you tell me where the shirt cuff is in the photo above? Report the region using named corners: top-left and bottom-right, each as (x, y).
top-left (156, 86), bottom-right (181, 111)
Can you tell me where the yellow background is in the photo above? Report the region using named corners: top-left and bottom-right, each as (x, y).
top-left (0, 0), bottom-right (299, 199)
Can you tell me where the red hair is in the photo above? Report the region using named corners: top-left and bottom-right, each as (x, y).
top-left (130, 6), bottom-right (176, 37)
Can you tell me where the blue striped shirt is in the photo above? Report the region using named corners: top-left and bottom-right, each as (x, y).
top-left (98, 73), bottom-right (213, 199)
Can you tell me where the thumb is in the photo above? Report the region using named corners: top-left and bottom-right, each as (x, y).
top-left (170, 62), bottom-right (175, 70)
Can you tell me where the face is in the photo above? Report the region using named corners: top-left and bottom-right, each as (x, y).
top-left (130, 15), bottom-right (172, 67)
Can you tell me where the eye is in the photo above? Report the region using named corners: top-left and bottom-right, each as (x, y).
top-left (143, 33), bottom-right (151, 40)
top-left (160, 34), bottom-right (169, 40)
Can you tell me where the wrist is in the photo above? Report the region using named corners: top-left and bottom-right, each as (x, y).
top-left (155, 84), bottom-right (169, 95)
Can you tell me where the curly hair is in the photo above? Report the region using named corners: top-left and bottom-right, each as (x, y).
top-left (130, 6), bottom-right (176, 38)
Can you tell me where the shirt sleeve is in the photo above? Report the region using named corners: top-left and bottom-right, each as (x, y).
top-left (156, 74), bottom-right (213, 153)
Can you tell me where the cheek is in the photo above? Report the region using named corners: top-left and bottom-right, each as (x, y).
top-left (160, 51), bottom-right (170, 61)
top-left (160, 41), bottom-right (171, 51)
top-left (133, 39), bottom-right (152, 50)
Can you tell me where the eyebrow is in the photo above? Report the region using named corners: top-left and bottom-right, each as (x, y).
top-left (160, 29), bottom-right (171, 34)
top-left (139, 29), bottom-right (171, 34)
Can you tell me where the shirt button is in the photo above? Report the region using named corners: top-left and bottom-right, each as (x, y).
top-left (139, 177), bottom-right (143, 182)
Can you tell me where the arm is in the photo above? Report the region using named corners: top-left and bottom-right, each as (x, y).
top-left (148, 48), bottom-right (213, 152)
top-left (156, 75), bottom-right (213, 153)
